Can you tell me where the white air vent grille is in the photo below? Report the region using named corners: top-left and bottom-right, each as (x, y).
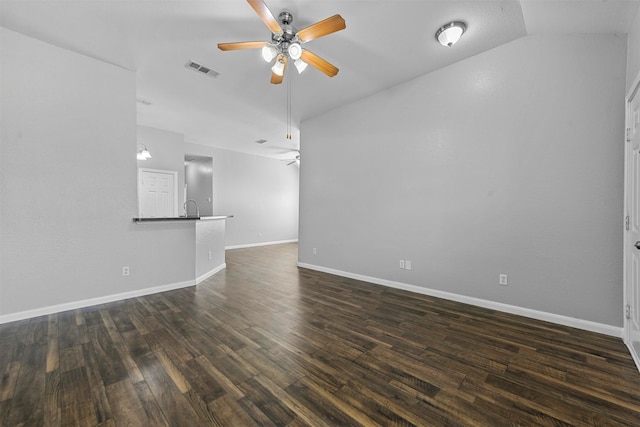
top-left (186, 60), bottom-right (220, 78)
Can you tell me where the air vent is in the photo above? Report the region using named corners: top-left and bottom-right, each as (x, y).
top-left (255, 139), bottom-right (267, 144)
top-left (186, 60), bottom-right (220, 78)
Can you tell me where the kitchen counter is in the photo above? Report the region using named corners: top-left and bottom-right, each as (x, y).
top-left (132, 215), bottom-right (232, 285)
top-left (132, 215), bottom-right (232, 222)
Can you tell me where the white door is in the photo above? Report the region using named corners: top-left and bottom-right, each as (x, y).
top-left (625, 75), bottom-right (640, 371)
top-left (138, 169), bottom-right (178, 217)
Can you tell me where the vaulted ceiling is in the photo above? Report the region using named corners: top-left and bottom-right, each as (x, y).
top-left (1, 0), bottom-right (638, 158)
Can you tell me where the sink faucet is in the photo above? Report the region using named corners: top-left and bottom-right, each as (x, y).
top-left (184, 199), bottom-right (199, 217)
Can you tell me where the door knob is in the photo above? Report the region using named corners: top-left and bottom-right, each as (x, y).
top-left (636, 241), bottom-right (640, 250)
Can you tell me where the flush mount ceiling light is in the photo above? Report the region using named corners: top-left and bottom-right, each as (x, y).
top-left (136, 143), bottom-right (152, 160)
top-left (435, 21), bottom-right (466, 47)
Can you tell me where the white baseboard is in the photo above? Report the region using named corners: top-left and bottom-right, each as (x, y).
top-left (226, 239), bottom-right (298, 250)
top-left (297, 262), bottom-right (623, 338)
top-left (196, 263), bottom-right (226, 285)
top-left (0, 279), bottom-right (196, 324)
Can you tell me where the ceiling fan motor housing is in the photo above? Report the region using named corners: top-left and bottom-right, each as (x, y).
top-left (278, 10), bottom-right (294, 25)
top-left (269, 10), bottom-right (301, 59)
top-left (277, 10), bottom-right (297, 40)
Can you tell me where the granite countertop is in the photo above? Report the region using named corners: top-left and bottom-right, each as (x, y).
top-left (133, 215), bottom-right (233, 222)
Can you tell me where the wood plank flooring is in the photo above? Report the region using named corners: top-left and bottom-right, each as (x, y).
top-left (2, 242), bottom-right (640, 426)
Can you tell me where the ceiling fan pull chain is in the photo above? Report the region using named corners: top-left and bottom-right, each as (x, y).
top-left (286, 76), bottom-right (292, 139)
top-left (288, 78), bottom-right (291, 139)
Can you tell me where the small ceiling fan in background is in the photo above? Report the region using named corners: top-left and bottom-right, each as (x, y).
top-left (218, 0), bottom-right (346, 84)
top-left (281, 150), bottom-right (300, 166)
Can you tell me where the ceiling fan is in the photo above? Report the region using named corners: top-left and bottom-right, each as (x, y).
top-left (281, 150), bottom-right (300, 166)
top-left (218, 0), bottom-right (346, 84)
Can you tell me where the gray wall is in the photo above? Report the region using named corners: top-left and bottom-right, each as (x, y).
top-left (134, 132), bottom-right (299, 248)
top-left (185, 142), bottom-right (299, 247)
top-left (628, 7), bottom-right (640, 93)
top-left (196, 220), bottom-right (225, 280)
top-left (0, 27), bottom-right (295, 320)
top-left (185, 157), bottom-right (214, 217)
top-left (1, 28), bottom-right (196, 317)
top-left (137, 125), bottom-right (186, 213)
top-left (299, 35), bottom-right (626, 327)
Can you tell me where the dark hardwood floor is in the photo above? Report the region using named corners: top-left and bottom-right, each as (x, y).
top-left (1, 243), bottom-right (640, 426)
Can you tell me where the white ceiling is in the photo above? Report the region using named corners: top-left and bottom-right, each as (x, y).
top-left (1, 0), bottom-right (638, 159)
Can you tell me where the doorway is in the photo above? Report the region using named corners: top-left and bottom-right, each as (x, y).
top-left (184, 155), bottom-right (213, 216)
top-left (624, 73), bottom-right (640, 371)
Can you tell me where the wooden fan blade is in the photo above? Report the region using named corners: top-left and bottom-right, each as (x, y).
top-left (271, 72), bottom-right (283, 84)
top-left (270, 56), bottom-right (288, 84)
top-left (247, 0), bottom-right (282, 34)
top-left (300, 50), bottom-right (338, 77)
top-left (218, 41), bottom-right (267, 51)
top-left (297, 14), bottom-right (346, 43)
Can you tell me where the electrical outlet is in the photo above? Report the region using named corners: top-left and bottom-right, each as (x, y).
top-left (313, 248), bottom-right (317, 255)
top-left (405, 260), bottom-right (412, 270)
top-left (499, 274), bottom-right (508, 286)
top-left (208, 251), bottom-right (212, 260)
top-left (122, 266), bottom-right (130, 276)
top-left (399, 260), bottom-right (405, 269)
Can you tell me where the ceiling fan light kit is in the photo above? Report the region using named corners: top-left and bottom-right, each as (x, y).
top-left (436, 21), bottom-right (466, 47)
top-left (271, 55), bottom-right (286, 76)
top-left (294, 58), bottom-right (308, 73)
top-left (261, 45), bottom-right (277, 62)
top-left (287, 43), bottom-right (302, 60)
top-left (218, 0), bottom-right (346, 84)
